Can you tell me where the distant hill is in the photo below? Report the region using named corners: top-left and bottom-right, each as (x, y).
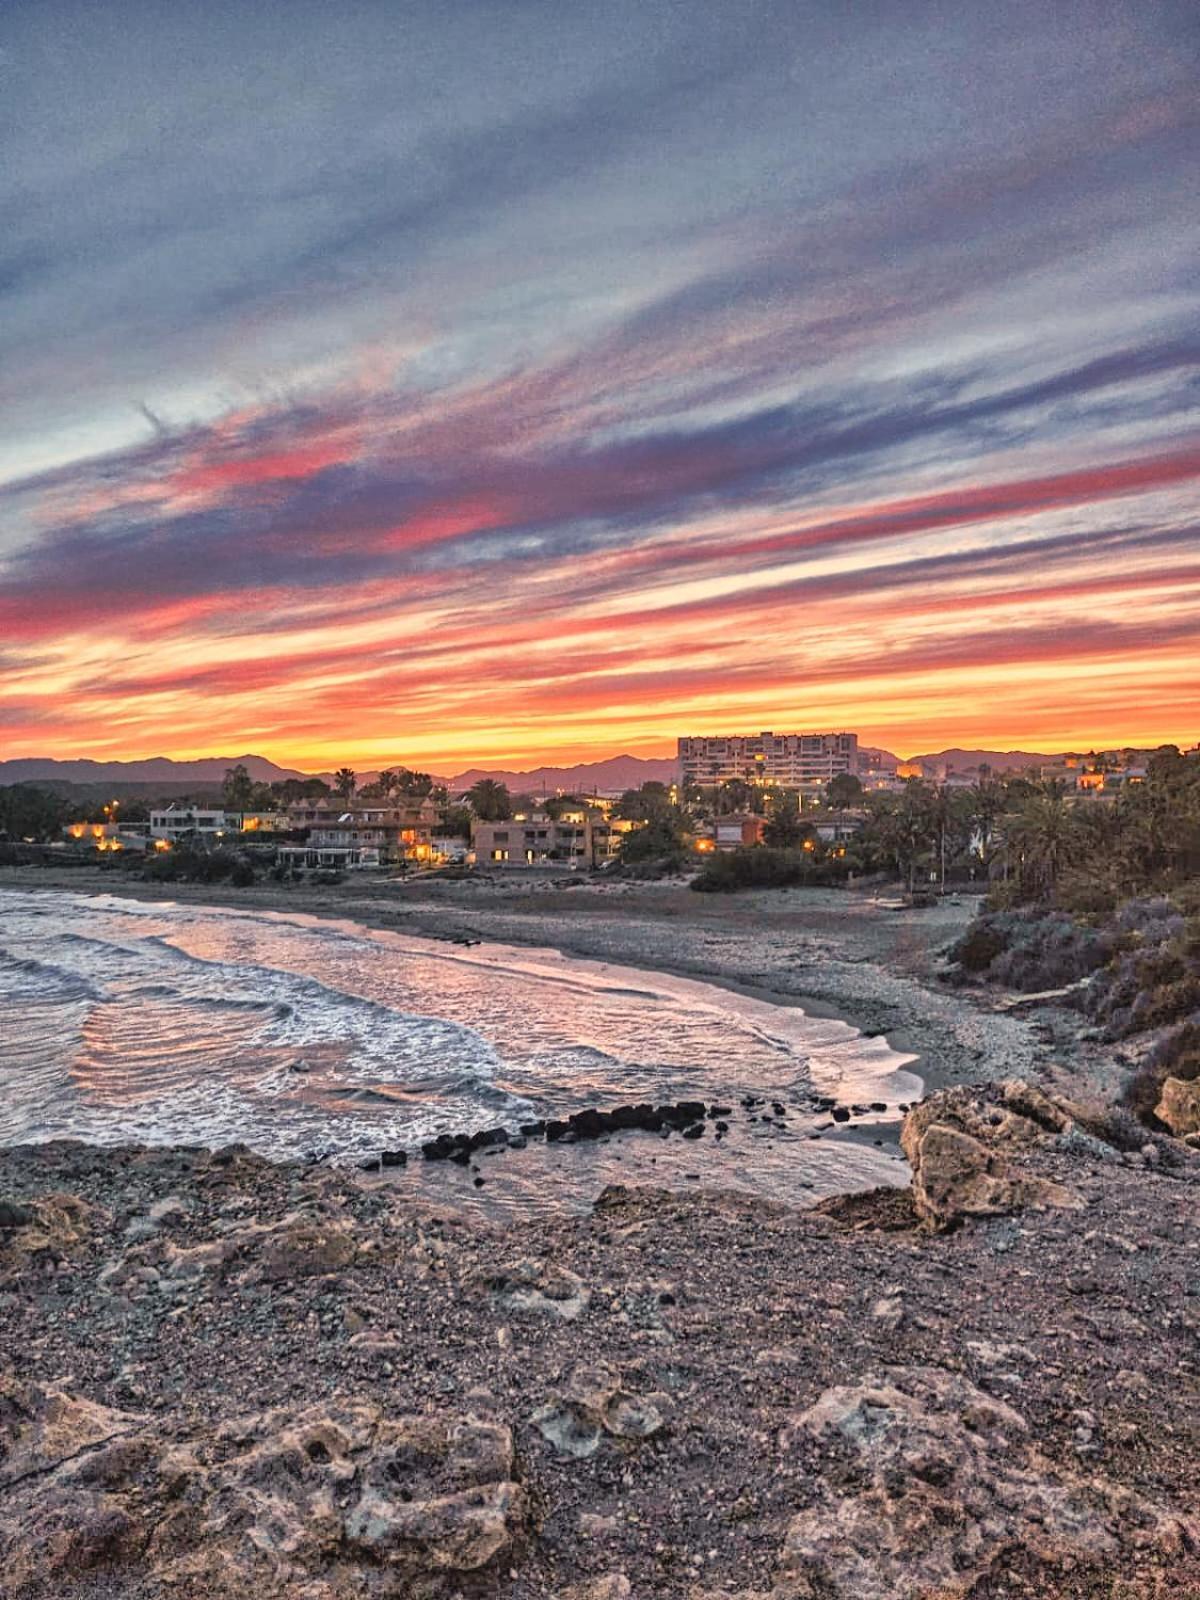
top-left (446, 755), bottom-right (678, 796)
top-left (904, 748), bottom-right (1064, 773)
top-left (859, 746), bottom-right (901, 769)
top-left (0, 755), bottom-right (305, 788)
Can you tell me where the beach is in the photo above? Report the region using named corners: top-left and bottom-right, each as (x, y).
top-left (0, 864), bottom-right (1079, 1098)
top-left (2, 866), bottom-right (1198, 1597)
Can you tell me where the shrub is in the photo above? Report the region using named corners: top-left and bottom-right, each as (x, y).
top-left (691, 847), bottom-right (829, 893)
top-left (230, 858), bottom-right (256, 887)
top-left (948, 908), bottom-right (1113, 991)
top-left (1121, 1019), bottom-right (1200, 1127)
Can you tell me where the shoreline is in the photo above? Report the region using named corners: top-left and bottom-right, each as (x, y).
top-left (0, 864), bottom-right (1071, 1103)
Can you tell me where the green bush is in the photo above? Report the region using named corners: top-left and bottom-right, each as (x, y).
top-left (691, 846), bottom-right (828, 893)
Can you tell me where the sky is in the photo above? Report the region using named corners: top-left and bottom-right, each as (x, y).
top-left (1, 0), bottom-right (1197, 771)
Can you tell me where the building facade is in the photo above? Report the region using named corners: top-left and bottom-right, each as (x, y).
top-left (678, 732), bottom-right (858, 789)
top-left (471, 808), bottom-right (636, 867)
top-left (279, 799), bottom-right (438, 869)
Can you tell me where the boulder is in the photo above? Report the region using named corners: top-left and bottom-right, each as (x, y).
top-left (779, 1365), bottom-right (1198, 1599)
top-left (900, 1085), bottom-right (1081, 1229)
top-left (1154, 1075), bottom-right (1200, 1138)
top-left (0, 1192), bottom-right (106, 1274)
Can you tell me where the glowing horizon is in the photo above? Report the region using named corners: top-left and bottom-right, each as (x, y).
top-left (2, 4), bottom-right (1197, 772)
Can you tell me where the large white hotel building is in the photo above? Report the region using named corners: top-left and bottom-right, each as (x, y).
top-left (678, 731), bottom-right (859, 788)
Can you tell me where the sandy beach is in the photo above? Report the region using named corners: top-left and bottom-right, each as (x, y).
top-left (0, 864), bottom-right (1090, 1099)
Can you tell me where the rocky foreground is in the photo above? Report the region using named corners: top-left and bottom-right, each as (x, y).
top-left (1, 1083), bottom-right (1198, 1599)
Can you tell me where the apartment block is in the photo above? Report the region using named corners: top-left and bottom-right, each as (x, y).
top-left (678, 731), bottom-right (858, 789)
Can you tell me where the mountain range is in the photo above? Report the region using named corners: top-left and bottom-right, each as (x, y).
top-left (0, 754), bottom-right (306, 788)
top-left (0, 746), bottom-right (1129, 797)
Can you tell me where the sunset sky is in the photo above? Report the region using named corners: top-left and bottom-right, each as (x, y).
top-left (1, 1), bottom-right (1197, 771)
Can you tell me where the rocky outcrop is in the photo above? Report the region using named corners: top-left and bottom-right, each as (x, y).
top-left (1155, 1074), bottom-right (1200, 1138)
top-left (0, 1191), bottom-right (106, 1275)
top-left (0, 1381), bottom-right (526, 1598)
top-left (778, 1365), bottom-right (1198, 1599)
top-left (483, 1257), bottom-right (590, 1320)
top-left (900, 1082), bottom-right (1083, 1229)
top-left (531, 1364), bottom-right (670, 1459)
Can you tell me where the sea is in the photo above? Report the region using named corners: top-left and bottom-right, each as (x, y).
top-left (0, 888), bottom-right (923, 1219)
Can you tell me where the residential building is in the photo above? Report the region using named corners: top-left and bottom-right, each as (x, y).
top-left (279, 799), bottom-right (438, 869)
top-left (678, 731), bottom-right (858, 789)
top-left (811, 810), bottom-right (866, 844)
top-left (713, 813), bottom-right (766, 849)
top-left (148, 806), bottom-right (287, 841)
top-left (149, 806), bottom-right (228, 841)
top-left (471, 808), bottom-right (637, 867)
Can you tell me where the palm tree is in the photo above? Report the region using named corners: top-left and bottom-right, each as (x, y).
top-left (1003, 792), bottom-right (1079, 901)
top-left (377, 768), bottom-right (397, 799)
top-left (878, 781), bottom-right (939, 896)
top-left (333, 767), bottom-right (357, 803)
top-left (467, 778), bottom-right (512, 821)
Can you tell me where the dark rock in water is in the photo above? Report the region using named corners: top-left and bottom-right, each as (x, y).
top-left (714, 1120), bottom-right (730, 1134)
top-left (507, 1135), bottom-right (527, 1151)
top-left (421, 1135), bottom-right (458, 1161)
top-left (870, 1101), bottom-right (888, 1113)
top-left (520, 1120), bottom-right (546, 1138)
top-left (659, 1101), bottom-right (706, 1128)
top-left (473, 1176), bottom-right (485, 1188)
top-left (831, 1107), bottom-right (851, 1123)
top-left (772, 1101), bottom-right (787, 1117)
top-left (681, 1123), bottom-right (705, 1140)
top-left (569, 1108), bottom-right (611, 1140)
top-left (545, 1119), bottom-right (570, 1142)
top-left (380, 1149), bottom-right (407, 1168)
top-left (449, 1149), bottom-right (472, 1166)
top-left (852, 1106), bottom-right (870, 1117)
top-left (358, 1157), bottom-right (383, 1173)
top-left (610, 1103), bottom-right (656, 1131)
top-left (469, 1126), bottom-right (509, 1153)
top-left (708, 1105), bottom-right (733, 1118)
top-left (741, 1095), bottom-right (762, 1108)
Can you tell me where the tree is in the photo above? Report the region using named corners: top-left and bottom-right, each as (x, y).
top-left (333, 768), bottom-right (357, 802)
top-left (826, 773), bottom-right (864, 809)
top-left (875, 781), bottom-right (939, 896)
top-left (716, 777), bottom-right (762, 815)
top-left (437, 804), bottom-right (474, 839)
top-left (0, 784), bottom-right (72, 842)
top-left (618, 809), bottom-right (687, 865)
top-left (964, 778), bottom-right (1008, 870)
top-left (613, 782), bottom-right (674, 823)
top-left (1002, 791), bottom-right (1079, 901)
top-left (271, 778), bottom-right (330, 804)
top-left (394, 767), bottom-right (434, 798)
top-left (468, 779), bottom-right (512, 821)
top-left (222, 763), bottom-right (255, 811)
top-left (762, 793), bottom-right (810, 849)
